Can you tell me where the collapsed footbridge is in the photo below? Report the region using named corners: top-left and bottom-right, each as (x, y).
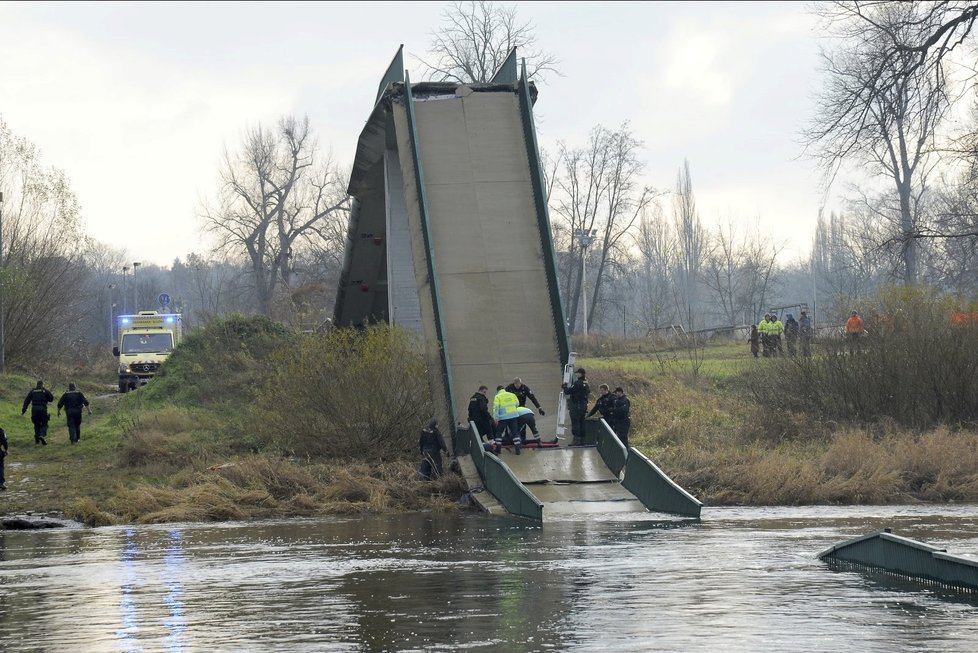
top-left (334, 47), bottom-right (701, 522)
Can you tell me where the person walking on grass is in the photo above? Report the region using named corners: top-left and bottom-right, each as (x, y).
top-left (21, 380), bottom-right (54, 446)
top-left (57, 382), bottom-right (92, 444)
top-left (0, 427), bottom-right (8, 490)
top-left (748, 324), bottom-right (760, 358)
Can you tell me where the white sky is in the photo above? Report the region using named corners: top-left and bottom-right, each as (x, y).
top-left (0, 1), bottom-right (829, 267)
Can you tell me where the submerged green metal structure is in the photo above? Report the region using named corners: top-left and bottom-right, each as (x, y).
top-left (819, 529), bottom-right (978, 593)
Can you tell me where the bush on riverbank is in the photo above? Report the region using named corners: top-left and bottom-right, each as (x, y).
top-left (253, 326), bottom-right (433, 459)
top-left (743, 287), bottom-right (978, 429)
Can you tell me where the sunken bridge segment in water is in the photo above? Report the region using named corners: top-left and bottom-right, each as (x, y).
top-left (334, 46), bottom-right (701, 521)
top-left (819, 529), bottom-right (978, 593)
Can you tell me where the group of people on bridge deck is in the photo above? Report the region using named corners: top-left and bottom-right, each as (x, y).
top-left (0, 380), bottom-right (93, 492)
top-left (562, 368), bottom-right (631, 449)
top-left (419, 371), bottom-right (633, 480)
top-left (467, 378), bottom-right (546, 457)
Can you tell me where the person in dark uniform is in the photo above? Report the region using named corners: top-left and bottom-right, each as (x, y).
top-left (21, 380), bottom-right (54, 445)
top-left (57, 382), bottom-right (92, 444)
top-left (467, 386), bottom-right (493, 442)
top-left (0, 427), bottom-right (8, 490)
top-left (418, 417), bottom-right (449, 480)
top-left (587, 384), bottom-right (614, 422)
top-left (506, 377), bottom-right (545, 439)
top-left (610, 386), bottom-right (631, 448)
top-left (562, 368), bottom-right (590, 446)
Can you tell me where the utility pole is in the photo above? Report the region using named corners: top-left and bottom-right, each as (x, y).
top-left (132, 261), bottom-right (141, 311)
top-left (573, 229), bottom-right (596, 337)
top-left (122, 264), bottom-right (130, 315)
top-left (0, 191), bottom-right (5, 374)
top-left (107, 284), bottom-right (116, 347)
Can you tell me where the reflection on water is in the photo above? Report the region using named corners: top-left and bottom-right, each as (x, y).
top-left (1, 506), bottom-right (978, 651)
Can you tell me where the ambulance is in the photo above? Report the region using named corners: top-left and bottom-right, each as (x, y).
top-left (112, 311), bottom-right (183, 392)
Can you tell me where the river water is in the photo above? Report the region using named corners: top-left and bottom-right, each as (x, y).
top-left (2, 505), bottom-right (978, 652)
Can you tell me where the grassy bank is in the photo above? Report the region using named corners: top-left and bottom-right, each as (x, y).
top-left (3, 312), bottom-right (977, 527)
top-left (581, 337), bottom-right (978, 506)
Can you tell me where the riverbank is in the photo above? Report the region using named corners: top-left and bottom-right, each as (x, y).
top-left (2, 319), bottom-right (977, 526)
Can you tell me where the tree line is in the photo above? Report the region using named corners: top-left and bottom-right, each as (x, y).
top-left (4, 1), bottom-right (978, 372)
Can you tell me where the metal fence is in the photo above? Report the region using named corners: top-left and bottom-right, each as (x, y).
top-left (621, 448), bottom-right (703, 518)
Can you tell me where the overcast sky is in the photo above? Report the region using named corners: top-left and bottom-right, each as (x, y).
top-left (0, 1), bottom-right (828, 267)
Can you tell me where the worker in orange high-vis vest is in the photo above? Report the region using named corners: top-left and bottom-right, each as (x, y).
top-left (845, 311), bottom-right (865, 355)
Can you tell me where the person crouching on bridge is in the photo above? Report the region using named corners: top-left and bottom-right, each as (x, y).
top-left (516, 407), bottom-right (542, 444)
top-left (57, 382), bottom-right (92, 444)
top-left (563, 368), bottom-right (590, 446)
top-left (506, 377), bottom-right (545, 439)
top-left (493, 385), bottom-right (522, 455)
top-left (22, 380), bottom-right (54, 446)
top-left (418, 417), bottom-right (449, 480)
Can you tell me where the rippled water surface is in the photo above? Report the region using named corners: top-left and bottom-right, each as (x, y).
top-left (2, 505), bottom-right (978, 652)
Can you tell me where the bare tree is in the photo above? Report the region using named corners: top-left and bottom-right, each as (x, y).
top-left (202, 116), bottom-right (349, 317)
top-left (552, 123), bottom-right (655, 334)
top-left (702, 220), bottom-right (782, 326)
top-left (672, 160), bottom-right (707, 326)
top-left (633, 202), bottom-right (675, 331)
top-left (421, 1), bottom-right (558, 83)
top-left (0, 118), bottom-right (89, 366)
top-left (805, 1), bottom-right (977, 284)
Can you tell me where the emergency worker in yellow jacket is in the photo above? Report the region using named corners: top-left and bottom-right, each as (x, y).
top-left (770, 315), bottom-right (785, 356)
top-left (492, 385), bottom-right (522, 455)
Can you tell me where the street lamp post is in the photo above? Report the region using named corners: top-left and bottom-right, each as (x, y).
top-left (573, 229), bottom-right (597, 337)
top-left (131, 261), bottom-right (141, 311)
top-left (122, 265), bottom-right (130, 315)
top-left (107, 284), bottom-right (116, 348)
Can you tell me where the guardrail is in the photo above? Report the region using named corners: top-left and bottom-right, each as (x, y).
top-left (818, 529), bottom-right (978, 592)
top-left (622, 448), bottom-right (702, 518)
top-left (467, 425), bottom-right (542, 521)
top-left (596, 419), bottom-right (627, 476)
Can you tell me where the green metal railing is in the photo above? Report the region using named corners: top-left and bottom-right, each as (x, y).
top-left (375, 45), bottom-right (404, 104)
top-left (517, 59), bottom-right (570, 366)
top-left (595, 419), bottom-right (627, 476)
top-left (819, 529), bottom-right (978, 592)
top-left (468, 426), bottom-right (542, 521)
top-left (490, 48), bottom-right (518, 84)
top-left (622, 449), bottom-right (702, 518)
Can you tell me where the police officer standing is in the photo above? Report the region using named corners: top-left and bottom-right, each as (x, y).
top-left (22, 380), bottom-right (54, 445)
top-left (610, 386), bottom-right (631, 448)
top-left (57, 382), bottom-right (92, 444)
top-left (418, 417), bottom-right (449, 480)
top-left (587, 383), bottom-right (614, 422)
top-left (562, 368), bottom-right (590, 446)
top-left (467, 385), bottom-right (493, 442)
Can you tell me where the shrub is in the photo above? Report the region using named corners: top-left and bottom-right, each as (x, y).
top-left (743, 286), bottom-right (978, 429)
top-left (145, 314), bottom-right (294, 406)
top-left (253, 326), bottom-right (433, 460)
